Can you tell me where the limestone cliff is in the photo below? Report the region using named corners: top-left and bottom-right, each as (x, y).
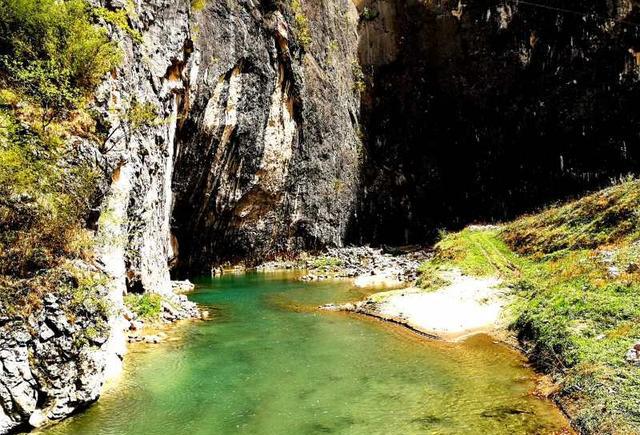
top-left (171, 0), bottom-right (361, 272)
top-left (1, 0), bottom-right (361, 431)
top-left (0, 0), bottom-right (193, 431)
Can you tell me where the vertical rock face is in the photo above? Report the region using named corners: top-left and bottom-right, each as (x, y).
top-left (93, 0), bottom-right (193, 295)
top-left (1, 0), bottom-right (194, 431)
top-left (352, 0), bottom-right (640, 245)
top-left (3, 0), bottom-right (362, 430)
top-left (171, 0), bottom-right (361, 272)
top-left (0, 290), bottom-right (110, 434)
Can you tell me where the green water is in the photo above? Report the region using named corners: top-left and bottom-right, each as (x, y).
top-left (44, 272), bottom-right (570, 435)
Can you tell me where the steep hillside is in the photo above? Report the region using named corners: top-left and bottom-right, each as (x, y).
top-left (418, 178), bottom-right (640, 433)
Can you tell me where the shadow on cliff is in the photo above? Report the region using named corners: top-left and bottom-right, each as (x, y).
top-left (348, 0), bottom-right (640, 246)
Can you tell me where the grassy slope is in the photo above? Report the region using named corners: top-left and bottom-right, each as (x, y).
top-left (417, 179), bottom-right (640, 434)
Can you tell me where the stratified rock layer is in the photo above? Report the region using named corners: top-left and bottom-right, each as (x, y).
top-left (171, 0), bottom-right (361, 272)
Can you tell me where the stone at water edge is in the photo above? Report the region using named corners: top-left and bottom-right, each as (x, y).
top-left (171, 280), bottom-right (195, 294)
top-left (129, 320), bottom-right (144, 331)
top-left (28, 410), bottom-right (47, 428)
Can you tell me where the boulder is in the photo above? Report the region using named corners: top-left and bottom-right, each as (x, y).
top-left (171, 280), bottom-right (195, 294)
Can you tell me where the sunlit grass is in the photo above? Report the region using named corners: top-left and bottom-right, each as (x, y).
top-left (416, 178), bottom-right (640, 433)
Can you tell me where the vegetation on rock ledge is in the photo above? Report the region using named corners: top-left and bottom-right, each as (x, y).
top-left (0, 0), bottom-right (122, 317)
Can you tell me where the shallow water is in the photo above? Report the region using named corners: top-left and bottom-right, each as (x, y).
top-left (44, 272), bottom-right (570, 434)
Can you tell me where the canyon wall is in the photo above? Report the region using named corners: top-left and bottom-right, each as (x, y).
top-left (1, 0), bottom-right (193, 431)
top-left (2, 0), bottom-right (361, 430)
top-left (351, 0), bottom-right (640, 245)
top-left (171, 0), bottom-right (361, 272)
top-left (4, 0), bottom-right (640, 432)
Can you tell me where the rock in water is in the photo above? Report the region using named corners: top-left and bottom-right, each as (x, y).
top-left (171, 280), bottom-right (195, 293)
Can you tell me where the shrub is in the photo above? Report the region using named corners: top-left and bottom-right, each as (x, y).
top-left (0, 0), bottom-right (122, 118)
top-left (0, 111), bottom-right (99, 276)
top-left (352, 61), bottom-right (366, 93)
top-left (93, 5), bottom-right (143, 43)
top-left (310, 256), bottom-right (343, 268)
top-left (291, 0), bottom-right (312, 50)
top-left (124, 293), bottom-right (164, 320)
top-left (0, 0), bottom-right (121, 276)
top-left (360, 6), bottom-right (379, 21)
top-left (191, 0), bottom-right (207, 12)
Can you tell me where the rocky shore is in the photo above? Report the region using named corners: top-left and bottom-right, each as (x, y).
top-left (256, 247), bottom-right (511, 342)
top-left (258, 246), bottom-right (430, 287)
top-left (125, 286), bottom-right (202, 345)
top-left (0, 278), bottom-right (201, 434)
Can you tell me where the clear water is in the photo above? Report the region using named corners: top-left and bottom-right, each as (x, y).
top-left (43, 272), bottom-right (570, 435)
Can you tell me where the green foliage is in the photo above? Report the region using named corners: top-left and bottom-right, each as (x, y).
top-left (418, 179), bottom-right (640, 433)
top-left (191, 0), bottom-right (208, 12)
top-left (93, 6), bottom-right (142, 43)
top-left (126, 100), bottom-right (158, 130)
top-left (360, 6), bottom-right (379, 21)
top-left (0, 110), bottom-right (99, 276)
top-left (310, 256), bottom-right (343, 269)
top-left (291, 0), bottom-right (312, 50)
top-left (65, 265), bottom-right (111, 316)
top-left (125, 293), bottom-right (164, 320)
top-left (3, 59), bottom-right (78, 129)
top-left (0, 0), bottom-right (122, 119)
top-left (326, 39), bottom-right (339, 66)
top-left (416, 228), bottom-right (521, 291)
top-left (500, 179), bottom-right (640, 433)
top-left (0, 0), bottom-right (127, 276)
top-left (0, 0), bottom-right (119, 332)
top-left (352, 61), bottom-right (366, 93)
top-left (1, 263), bottom-right (109, 321)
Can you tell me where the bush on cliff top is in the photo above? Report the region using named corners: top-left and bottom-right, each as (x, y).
top-left (0, 0), bottom-right (121, 316)
top-left (124, 293), bottom-right (163, 321)
top-left (0, 0), bottom-right (121, 112)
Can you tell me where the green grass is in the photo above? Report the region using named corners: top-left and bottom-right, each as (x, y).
top-left (416, 179), bottom-right (640, 434)
top-left (309, 256), bottom-right (343, 269)
top-left (503, 177), bottom-right (640, 257)
top-left (124, 293), bottom-right (163, 320)
top-left (416, 228), bottom-right (521, 290)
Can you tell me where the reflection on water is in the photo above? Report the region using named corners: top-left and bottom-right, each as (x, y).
top-left (43, 272), bottom-right (571, 435)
